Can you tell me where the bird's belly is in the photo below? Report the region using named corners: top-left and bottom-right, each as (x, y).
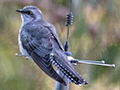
top-left (18, 32), bottom-right (32, 60)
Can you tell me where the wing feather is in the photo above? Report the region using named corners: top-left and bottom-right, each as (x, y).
top-left (21, 25), bottom-right (66, 85)
top-left (31, 51), bottom-right (66, 86)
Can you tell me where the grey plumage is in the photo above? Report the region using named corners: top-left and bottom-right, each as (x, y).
top-left (16, 6), bottom-right (88, 86)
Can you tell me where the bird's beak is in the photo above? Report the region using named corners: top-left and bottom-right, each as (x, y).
top-left (16, 9), bottom-right (23, 13)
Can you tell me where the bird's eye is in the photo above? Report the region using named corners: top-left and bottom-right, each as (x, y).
top-left (26, 11), bottom-right (32, 15)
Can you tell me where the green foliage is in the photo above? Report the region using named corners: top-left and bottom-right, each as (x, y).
top-left (89, 45), bottom-right (119, 82)
top-left (72, 16), bottom-right (87, 39)
top-left (51, 0), bottom-right (70, 6)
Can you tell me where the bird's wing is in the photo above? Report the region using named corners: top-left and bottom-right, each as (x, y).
top-left (31, 51), bottom-right (66, 86)
top-left (44, 23), bottom-right (64, 51)
top-left (20, 26), bottom-right (66, 85)
top-left (44, 24), bottom-right (88, 85)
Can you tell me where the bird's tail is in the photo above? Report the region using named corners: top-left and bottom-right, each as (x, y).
top-left (31, 52), bottom-right (67, 86)
top-left (53, 49), bottom-right (88, 85)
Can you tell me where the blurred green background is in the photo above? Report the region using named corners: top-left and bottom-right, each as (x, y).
top-left (0, 0), bottom-right (120, 90)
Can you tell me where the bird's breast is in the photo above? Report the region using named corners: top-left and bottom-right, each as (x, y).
top-left (18, 28), bottom-right (32, 60)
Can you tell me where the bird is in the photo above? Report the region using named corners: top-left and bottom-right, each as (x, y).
top-left (16, 6), bottom-right (88, 86)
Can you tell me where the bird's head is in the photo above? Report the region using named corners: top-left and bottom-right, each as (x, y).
top-left (16, 6), bottom-right (44, 25)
